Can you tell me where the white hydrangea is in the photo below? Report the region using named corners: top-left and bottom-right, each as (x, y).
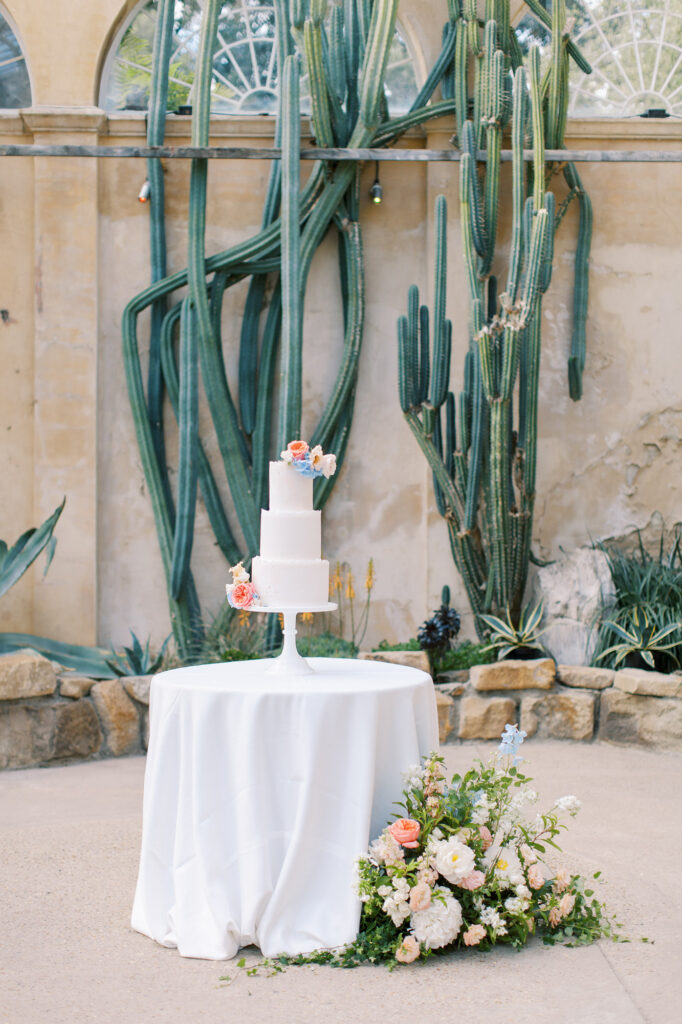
top-left (554, 794), bottom-right (582, 815)
top-left (401, 763), bottom-right (425, 789)
top-left (479, 905), bottom-right (508, 936)
top-left (504, 896), bottom-right (528, 915)
top-left (410, 887), bottom-right (463, 949)
top-left (382, 894), bottom-right (411, 927)
top-left (369, 831), bottom-right (404, 867)
top-left (432, 837), bottom-right (476, 884)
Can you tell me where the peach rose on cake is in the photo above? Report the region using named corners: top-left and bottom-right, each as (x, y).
top-left (227, 581), bottom-right (258, 609)
top-left (282, 440), bottom-right (309, 461)
top-left (388, 818), bottom-right (421, 849)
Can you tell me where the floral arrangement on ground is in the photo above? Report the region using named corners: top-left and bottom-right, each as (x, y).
top-left (262, 726), bottom-right (619, 972)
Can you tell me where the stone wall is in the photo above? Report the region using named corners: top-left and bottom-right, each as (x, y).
top-left (0, 650), bottom-right (150, 770)
top-left (434, 660), bottom-right (682, 752)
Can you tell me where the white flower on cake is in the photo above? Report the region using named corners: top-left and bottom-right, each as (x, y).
top-left (229, 561), bottom-right (249, 584)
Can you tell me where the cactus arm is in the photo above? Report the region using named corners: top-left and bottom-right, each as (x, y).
top-left (564, 162), bottom-right (592, 401)
top-left (418, 304), bottom-right (431, 405)
top-left (356, 0), bottom-right (400, 136)
top-left (304, 18), bottom-right (335, 147)
top-left (188, 0), bottom-right (258, 553)
top-left (371, 100), bottom-right (457, 147)
top-left (170, 298), bottom-right (199, 600)
top-left (523, 0), bottom-right (591, 74)
top-left (408, 18), bottom-right (458, 112)
top-left (461, 122), bottom-right (487, 261)
top-left (505, 66), bottom-right (527, 304)
top-left (546, 0), bottom-right (565, 150)
top-left (459, 153), bottom-right (483, 306)
top-left (312, 216), bottom-right (365, 449)
top-left (159, 302), bottom-right (241, 566)
top-left (528, 46), bottom-right (545, 210)
top-left (278, 53), bottom-right (303, 450)
top-left (429, 195), bottom-right (450, 412)
top-left (453, 17), bottom-right (469, 147)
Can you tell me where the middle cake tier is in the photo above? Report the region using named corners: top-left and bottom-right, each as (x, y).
top-left (259, 509), bottom-right (321, 561)
top-left (251, 555), bottom-right (329, 607)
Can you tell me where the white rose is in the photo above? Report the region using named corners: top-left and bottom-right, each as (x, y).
top-left (433, 838), bottom-right (476, 884)
top-left (320, 453), bottom-right (337, 478)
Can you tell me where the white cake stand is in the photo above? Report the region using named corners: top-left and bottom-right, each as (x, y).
top-left (248, 603), bottom-right (338, 676)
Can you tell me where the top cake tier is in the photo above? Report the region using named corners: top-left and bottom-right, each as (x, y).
top-left (268, 460), bottom-right (313, 511)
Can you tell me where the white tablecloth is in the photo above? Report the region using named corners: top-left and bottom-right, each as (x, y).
top-left (131, 657), bottom-right (437, 960)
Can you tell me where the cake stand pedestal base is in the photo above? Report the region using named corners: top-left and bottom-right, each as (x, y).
top-left (248, 603), bottom-right (337, 676)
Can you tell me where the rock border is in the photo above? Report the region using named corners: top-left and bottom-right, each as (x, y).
top-left (363, 652), bottom-right (682, 752)
top-left (3, 650), bottom-right (682, 770)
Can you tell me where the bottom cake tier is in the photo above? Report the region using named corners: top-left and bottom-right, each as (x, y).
top-left (251, 555), bottom-right (329, 607)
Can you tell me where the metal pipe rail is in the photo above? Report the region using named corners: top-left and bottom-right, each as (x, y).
top-left (0, 144), bottom-right (681, 162)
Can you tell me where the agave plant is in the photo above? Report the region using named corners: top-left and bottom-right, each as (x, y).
top-left (594, 607), bottom-right (681, 671)
top-left (106, 631), bottom-right (170, 677)
top-left (0, 499), bottom-right (64, 600)
top-left (479, 601), bottom-right (549, 661)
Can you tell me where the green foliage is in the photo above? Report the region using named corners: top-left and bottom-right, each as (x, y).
top-left (374, 638), bottom-right (421, 652)
top-left (436, 640), bottom-right (495, 672)
top-left (107, 631), bottom-right (170, 676)
top-left (296, 632), bottom-right (358, 658)
top-left (478, 601), bottom-right (550, 661)
top-left (595, 607), bottom-right (681, 671)
top-left (199, 602), bottom-right (272, 663)
top-left (0, 499), bottom-right (64, 601)
top-left (397, 3), bottom-right (593, 638)
top-left (591, 529), bottom-right (682, 672)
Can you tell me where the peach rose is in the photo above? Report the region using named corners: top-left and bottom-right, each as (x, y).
top-left (388, 818), bottom-right (421, 849)
top-left (548, 906), bottom-right (562, 928)
top-left (553, 866), bottom-right (571, 893)
top-left (409, 881), bottom-right (432, 912)
top-left (286, 440), bottom-right (309, 461)
top-left (395, 935), bottom-right (420, 964)
top-left (463, 924), bottom-right (487, 947)
top-left (558, 892), bottom-right (575, 917)
top-left (228, 581), bottom-right (257, 609)
top-left (459, 870), bottom-right (486, 891)
top-left (527, 863), bottom-right (544, 890)
top-left (478, 825), bottom-right (493, 851)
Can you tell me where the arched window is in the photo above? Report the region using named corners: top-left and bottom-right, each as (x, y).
top-left (0, 7), bottom-right (31, 108)
top-left (100, 0), bottom-right (418, 115)
top-left (516, 0), bottom-right (682, 118)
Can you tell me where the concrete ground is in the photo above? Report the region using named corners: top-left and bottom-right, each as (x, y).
top-left (1, 741), bottom-right (680, 1024)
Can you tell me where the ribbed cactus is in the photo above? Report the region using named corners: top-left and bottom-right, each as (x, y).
top-left (397, 3), bottom-right (593, 633)
top-left (122, 0), bottom-right (463, 657)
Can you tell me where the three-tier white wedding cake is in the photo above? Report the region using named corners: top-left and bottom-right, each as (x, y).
top-left (251, 460), bottom-right (329, 607)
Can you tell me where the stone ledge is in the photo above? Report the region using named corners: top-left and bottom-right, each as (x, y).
top-left (614, 668), bottom-right (682, 699)
top-left (557, 665), bottom-right (614, 690)
top-left (0, 651), bottom-right (57, 700)
top-left (459, 695), bottom-right (516, 740)
top-left (90, 681), bottom-right (141, 757)
top-left (470, 658), bottom-right (555, 692)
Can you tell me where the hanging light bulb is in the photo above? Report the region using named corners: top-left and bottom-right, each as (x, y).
top-left (138, 179), bottom-right (151, 203)
top-left (369, 161), bottom-right (383, 204)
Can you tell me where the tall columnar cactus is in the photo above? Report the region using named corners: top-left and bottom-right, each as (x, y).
top-left (123, 0), bottom-right (463, 657)
top-left (397, 2), bottom-right (593, 633)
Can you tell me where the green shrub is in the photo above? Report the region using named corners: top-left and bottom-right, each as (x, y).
top-left (373, 638), bottom-right (421, 652)
top-left (436, 641), bottom-right (496, 672)
top-left (297, 632), bottom-right (358, 658)
top-left (591, 528), bottom-right (682, 672)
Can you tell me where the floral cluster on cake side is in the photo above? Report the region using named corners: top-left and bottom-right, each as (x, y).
top-left (225, 562), bottom-right (259, 610)
top-left (281, 440), bottom-right (337, 479)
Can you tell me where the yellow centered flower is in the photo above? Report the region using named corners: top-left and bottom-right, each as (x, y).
top-left (497, 859), bottom-right (509, 872)
top-left (451, 853), bottom-right (459, 862)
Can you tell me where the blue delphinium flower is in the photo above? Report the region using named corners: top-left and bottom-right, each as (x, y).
top-left (292, 453), bottom-right (322, 479)
top-left (498, 723), bottom-right (527, 764)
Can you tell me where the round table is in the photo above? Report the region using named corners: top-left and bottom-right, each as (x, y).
top-left (131, 657), bottom-right (438, 960)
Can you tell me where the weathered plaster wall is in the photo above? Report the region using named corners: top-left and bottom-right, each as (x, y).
top-left (0, 1), bottom-right (681, 652)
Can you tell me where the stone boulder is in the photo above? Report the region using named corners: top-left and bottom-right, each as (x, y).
top-left (531, 547), bottom-right (614, 665)
top-left (90, 680), bottom-right (141, 756)
top-left (458, 696), bottom-right (517, 740)
top-left (521, 690), bottom-right (595, 741)
top-left (614, 668), bottom-right (682, 699)
top-left (360, 650), bottom-right (431, 675)
top-left (600, 690), bottom-right (682, 750)
top-left (0, 650), bottom-right (57, 700)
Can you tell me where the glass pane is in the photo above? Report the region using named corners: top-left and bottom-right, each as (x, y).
top-left (517, 0), bottom-right (682, 118)
top-left (101, 0), bottom-right (418, 117)
top-left (0, 15), bottom-right (31, 108)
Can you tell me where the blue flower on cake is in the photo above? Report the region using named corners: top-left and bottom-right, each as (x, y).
top-left (279, 440), bottom-right (337, 479)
